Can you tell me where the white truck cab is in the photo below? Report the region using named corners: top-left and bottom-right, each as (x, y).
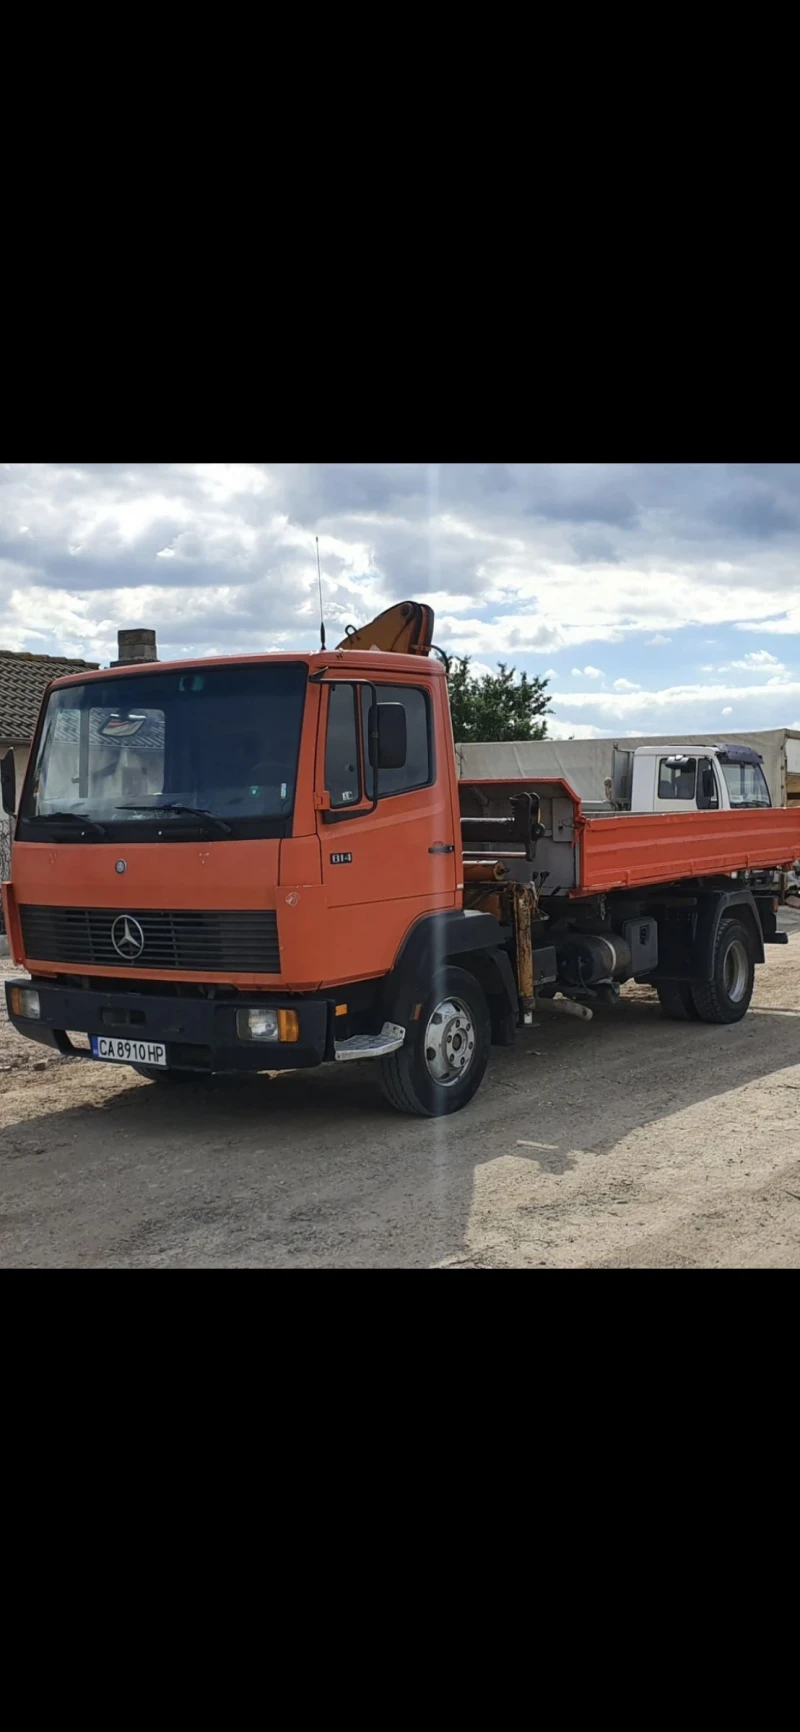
top-left (612, 743), bottom-right (772, 813)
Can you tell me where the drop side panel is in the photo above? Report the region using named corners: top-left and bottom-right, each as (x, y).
top-left (578, 808), bottom-right (800, 893)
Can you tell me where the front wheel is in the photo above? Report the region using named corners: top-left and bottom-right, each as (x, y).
top-left (378, 965), bottom-right (491, 1117)
top-left (690, 918), bottom-right (755, 1024)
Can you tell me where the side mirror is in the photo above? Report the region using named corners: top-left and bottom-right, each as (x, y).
top-left (368, 703), bottom-right (407, 771)
top-left (702, 769), bottom-right (715, 799)
top-left (1, 750), bottom-right (16, 817)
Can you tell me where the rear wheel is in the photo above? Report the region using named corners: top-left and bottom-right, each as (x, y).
top-left (656, 980), bottom-right (700, 1021)
top-left (690, 918), bottom-right (755, 1024)
top-left (378, 965), bottom-right (491, 1117)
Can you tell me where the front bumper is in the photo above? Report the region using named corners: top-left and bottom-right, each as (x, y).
top-left (4, 979), bottom-right (332, 1072)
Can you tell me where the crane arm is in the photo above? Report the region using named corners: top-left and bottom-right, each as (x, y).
top-left (334, 601), bottom-right (435, 657)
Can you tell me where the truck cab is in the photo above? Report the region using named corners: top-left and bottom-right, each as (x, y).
top-left (2, 607), bottom-right (797, 1119)
top-left (621, 743), bottom-right (771, 813)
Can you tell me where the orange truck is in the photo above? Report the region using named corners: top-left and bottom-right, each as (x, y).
top-left (3, 601), bottom-right (800, 1117)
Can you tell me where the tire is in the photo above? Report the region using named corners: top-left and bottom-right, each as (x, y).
top-left (491, 1000), bottom-right (517, 1047)
top-left (690, 918), bottom-right (755, 1024)
top-left (656, 980), bottom-right (700, 1021)
top-left (378, 965), bottom-right (491, 1117)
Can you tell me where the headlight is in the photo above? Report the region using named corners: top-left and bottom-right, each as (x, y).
top-left (11, 986), bottom-right (40, 1019)
top-left (239, 1007), bottom-right (279, 1042)
top-left (236, 1007), bottom-right (300, 1043)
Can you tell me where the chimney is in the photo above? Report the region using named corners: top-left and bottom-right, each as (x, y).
top-left (111, 628), bottom-right (158, 668)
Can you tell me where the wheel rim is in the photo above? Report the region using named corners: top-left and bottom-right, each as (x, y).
top-left (423, 997), bottom-right (477, 1086)
top-left (723, 938), bottom-right (749, 1003)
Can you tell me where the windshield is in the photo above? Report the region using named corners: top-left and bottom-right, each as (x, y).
top-left (20, 662), bottom-right (307, 839)
top-left (720, 760), bottom-right (771, 807)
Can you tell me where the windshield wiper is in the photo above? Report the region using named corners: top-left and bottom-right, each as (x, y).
top-left (116, 803), bottom-right (232, 836)
top-left (33, 811), bottom-right (107, 838)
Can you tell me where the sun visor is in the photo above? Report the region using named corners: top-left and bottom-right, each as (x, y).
top-left (715, 743), bottom-right (764, 765)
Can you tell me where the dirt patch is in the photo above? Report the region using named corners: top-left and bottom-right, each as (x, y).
top-left (2, 924), bottom-right (800, 1267)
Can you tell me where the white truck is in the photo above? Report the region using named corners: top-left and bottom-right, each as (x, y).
top-left (457, 728), bottom-right (800, 810)
top-left (579, 741), bottom-right (769, 814)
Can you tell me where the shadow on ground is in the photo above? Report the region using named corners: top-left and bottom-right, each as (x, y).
top-left (3, 985), bottom-right (800, 1267)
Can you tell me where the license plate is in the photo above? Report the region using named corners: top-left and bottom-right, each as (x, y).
top-left (90, 1035), bottom-right (168, 1067)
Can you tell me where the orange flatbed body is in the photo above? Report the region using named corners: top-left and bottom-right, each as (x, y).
top-left (459, 776), bottom-right (800, 896)
top-left (577, 805), bottom-right (800, 893)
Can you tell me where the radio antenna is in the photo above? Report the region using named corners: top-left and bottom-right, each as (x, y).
top-left (316, 536), bottom-right (326, 650)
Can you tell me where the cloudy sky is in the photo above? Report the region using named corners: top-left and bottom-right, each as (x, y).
top-left (2, 461), bottom-right (800, 738)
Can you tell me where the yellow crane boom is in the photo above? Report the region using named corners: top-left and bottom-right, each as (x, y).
top-left (335, 601), bottom-right (435, 657)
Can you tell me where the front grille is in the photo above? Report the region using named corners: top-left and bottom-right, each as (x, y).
top-left (19, 906), bottom-right (281, 974)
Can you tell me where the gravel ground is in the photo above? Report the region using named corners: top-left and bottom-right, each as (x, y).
top-left (2, 915), bottom-right (800, 1268)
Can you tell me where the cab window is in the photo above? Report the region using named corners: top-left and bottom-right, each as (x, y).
top-left (696, 757), bottom-right (719, 810)
top-left (658, 756), bottom-right (697, 800)
top-left (720, 761), bottom-right (771, 807)
top-left (360, 685), bottom-right (432, 796)
top-left (325, 684), bottom-right (362, 808)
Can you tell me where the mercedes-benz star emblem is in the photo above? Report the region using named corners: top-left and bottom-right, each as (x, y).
top-left (115, 859), bottom-right (127, 875)
top-left (111, 915), bottom-right (145, 961)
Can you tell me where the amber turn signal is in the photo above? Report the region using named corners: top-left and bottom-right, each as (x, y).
top-left (277, 1009), bottom-right (299, 1043)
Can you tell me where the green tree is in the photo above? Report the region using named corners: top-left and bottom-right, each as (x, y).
top-left (443, 655), bottom-right (550, 743)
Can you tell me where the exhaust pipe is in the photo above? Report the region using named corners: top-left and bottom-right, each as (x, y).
top-left (535, 997), bottom-right (594, 1022)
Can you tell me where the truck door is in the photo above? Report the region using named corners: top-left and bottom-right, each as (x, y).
top-left (696, 757), bottom-right (721, 810)
top-left (316, 677), bottom-right (458, 974)
top-left (654, 754), bottom-right (700, 810)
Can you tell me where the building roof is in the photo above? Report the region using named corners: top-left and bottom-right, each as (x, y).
top-left (0, 649), bottom-right (99, 745)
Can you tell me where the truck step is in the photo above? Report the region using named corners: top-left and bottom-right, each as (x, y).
top-left (334, 1022), bottom-right (406, 1062)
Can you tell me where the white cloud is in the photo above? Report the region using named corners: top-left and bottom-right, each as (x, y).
top-left (3, 463), bottom-right (800, 681)
top-left (719, 650), bottom-right (786, 674)
top-left (551, 677), bottom-right (800, 720)
top-left (722, 706), bottom-right (733, 715)
top-left (613, 678), bottom-right (641, 692)
top-left (739, 649), bottom-right (781, 667)
top-left (171, 463), bottom-right (277, 502)
top-left (547, 718), bottom-right (608, 740)
top-left (734, 613), bottom-right (800, 635)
